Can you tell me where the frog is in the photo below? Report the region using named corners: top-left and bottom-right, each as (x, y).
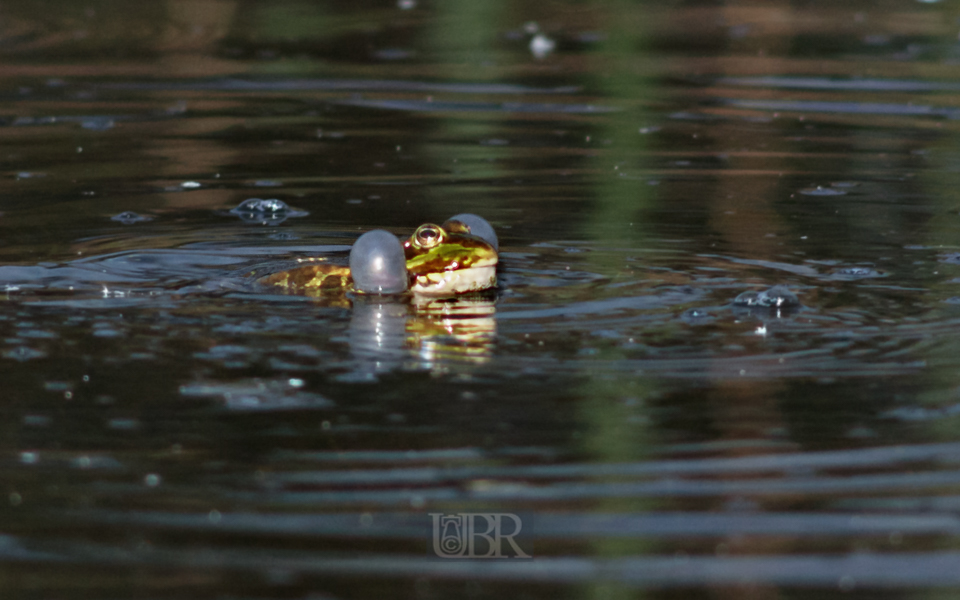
top-left (256, 214), bottom-right (499, 297)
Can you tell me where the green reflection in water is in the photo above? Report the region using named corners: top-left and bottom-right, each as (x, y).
top-left (427, 0), bottom-right (510, 68)
top-left (419, 0), bottom-right (511, 220)
top-left (579, 4), bottom-right (658, 600)
top-left (900, 0), bottom-right (960, 444)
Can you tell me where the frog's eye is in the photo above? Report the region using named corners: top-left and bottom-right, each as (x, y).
top-left (414, 224), bottom-right (444, 248)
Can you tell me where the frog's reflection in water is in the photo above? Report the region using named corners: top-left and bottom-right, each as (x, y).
top-left (348, 295), bottom-right (496, 376)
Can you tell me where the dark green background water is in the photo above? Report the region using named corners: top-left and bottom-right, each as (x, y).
top-left (4, 1), bottom-right (960, 597)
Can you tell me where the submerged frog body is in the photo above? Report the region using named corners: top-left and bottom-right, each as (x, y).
top-left (257, 217), bottom-right (499, 296)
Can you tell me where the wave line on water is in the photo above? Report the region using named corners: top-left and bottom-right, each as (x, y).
top-left (5, 534), bottom-right (960, 588)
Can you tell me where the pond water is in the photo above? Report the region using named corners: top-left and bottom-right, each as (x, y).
top-left (5, 1), bottom-right (960, 597)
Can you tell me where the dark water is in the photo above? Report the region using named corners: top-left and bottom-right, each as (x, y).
top-left (5, 1), bottom-right (960, 597)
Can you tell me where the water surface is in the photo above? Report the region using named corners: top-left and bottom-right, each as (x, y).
top-left (4, 1), bottom-right (960, 598)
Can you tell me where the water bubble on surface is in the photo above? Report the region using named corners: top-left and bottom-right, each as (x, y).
top-left (230, 198), bottom-right (306, 224)
top-left (180, 181), bottom-right (201, 189)
top-left (733, 285), bottom-right (801, 309)
top-left (232, 197), bottom-right (287, 214)
top-left (530, 33), bottom-right (556, 59)
top-left (110, 211), bottom-right (152, 224)
top-left (144, 473), bottom-right (162, 487)
top-left (252, 179), bottom-right (282, 187)
top-left (19, 451), bottom-right (39, 464)
top-left (799, 186), bottom-right (847, 196)
top-left (446, 213), bottom-right (499, 250)
top-left (350, 230), bottom-right (408, 294)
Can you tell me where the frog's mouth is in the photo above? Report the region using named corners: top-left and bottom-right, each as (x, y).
top-left (410, 264), bottom-right (497, 295)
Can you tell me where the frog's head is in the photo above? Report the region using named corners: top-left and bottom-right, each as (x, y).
top-left (403, 221), bottom-right (498, 295)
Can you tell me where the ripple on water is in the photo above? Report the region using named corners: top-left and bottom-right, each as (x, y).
top-left (229, 198), bottom-right (308, 225)
top-left (732, 285), bottom-right (801, 309)
top-left (826, 266), bottom-right (885, 280)
top-left (798, 186), bottom-right (847, 197)
top-left (179, 379), bottom-right (334, 412)
top-left (3, 346), bottom-right (47, 361)
top-left (110, 211), bottom-right (152, 224)
top-left (680, 308), bottom-right (716, 324)
top-left (193, 345), bottom-right (257, 367)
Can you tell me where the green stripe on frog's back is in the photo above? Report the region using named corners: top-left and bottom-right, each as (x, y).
top-left (404, 238), bottom-right (497, 273)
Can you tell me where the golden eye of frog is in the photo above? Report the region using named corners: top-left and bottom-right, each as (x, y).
top-left (256, 219), bottom-right (498, 296)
